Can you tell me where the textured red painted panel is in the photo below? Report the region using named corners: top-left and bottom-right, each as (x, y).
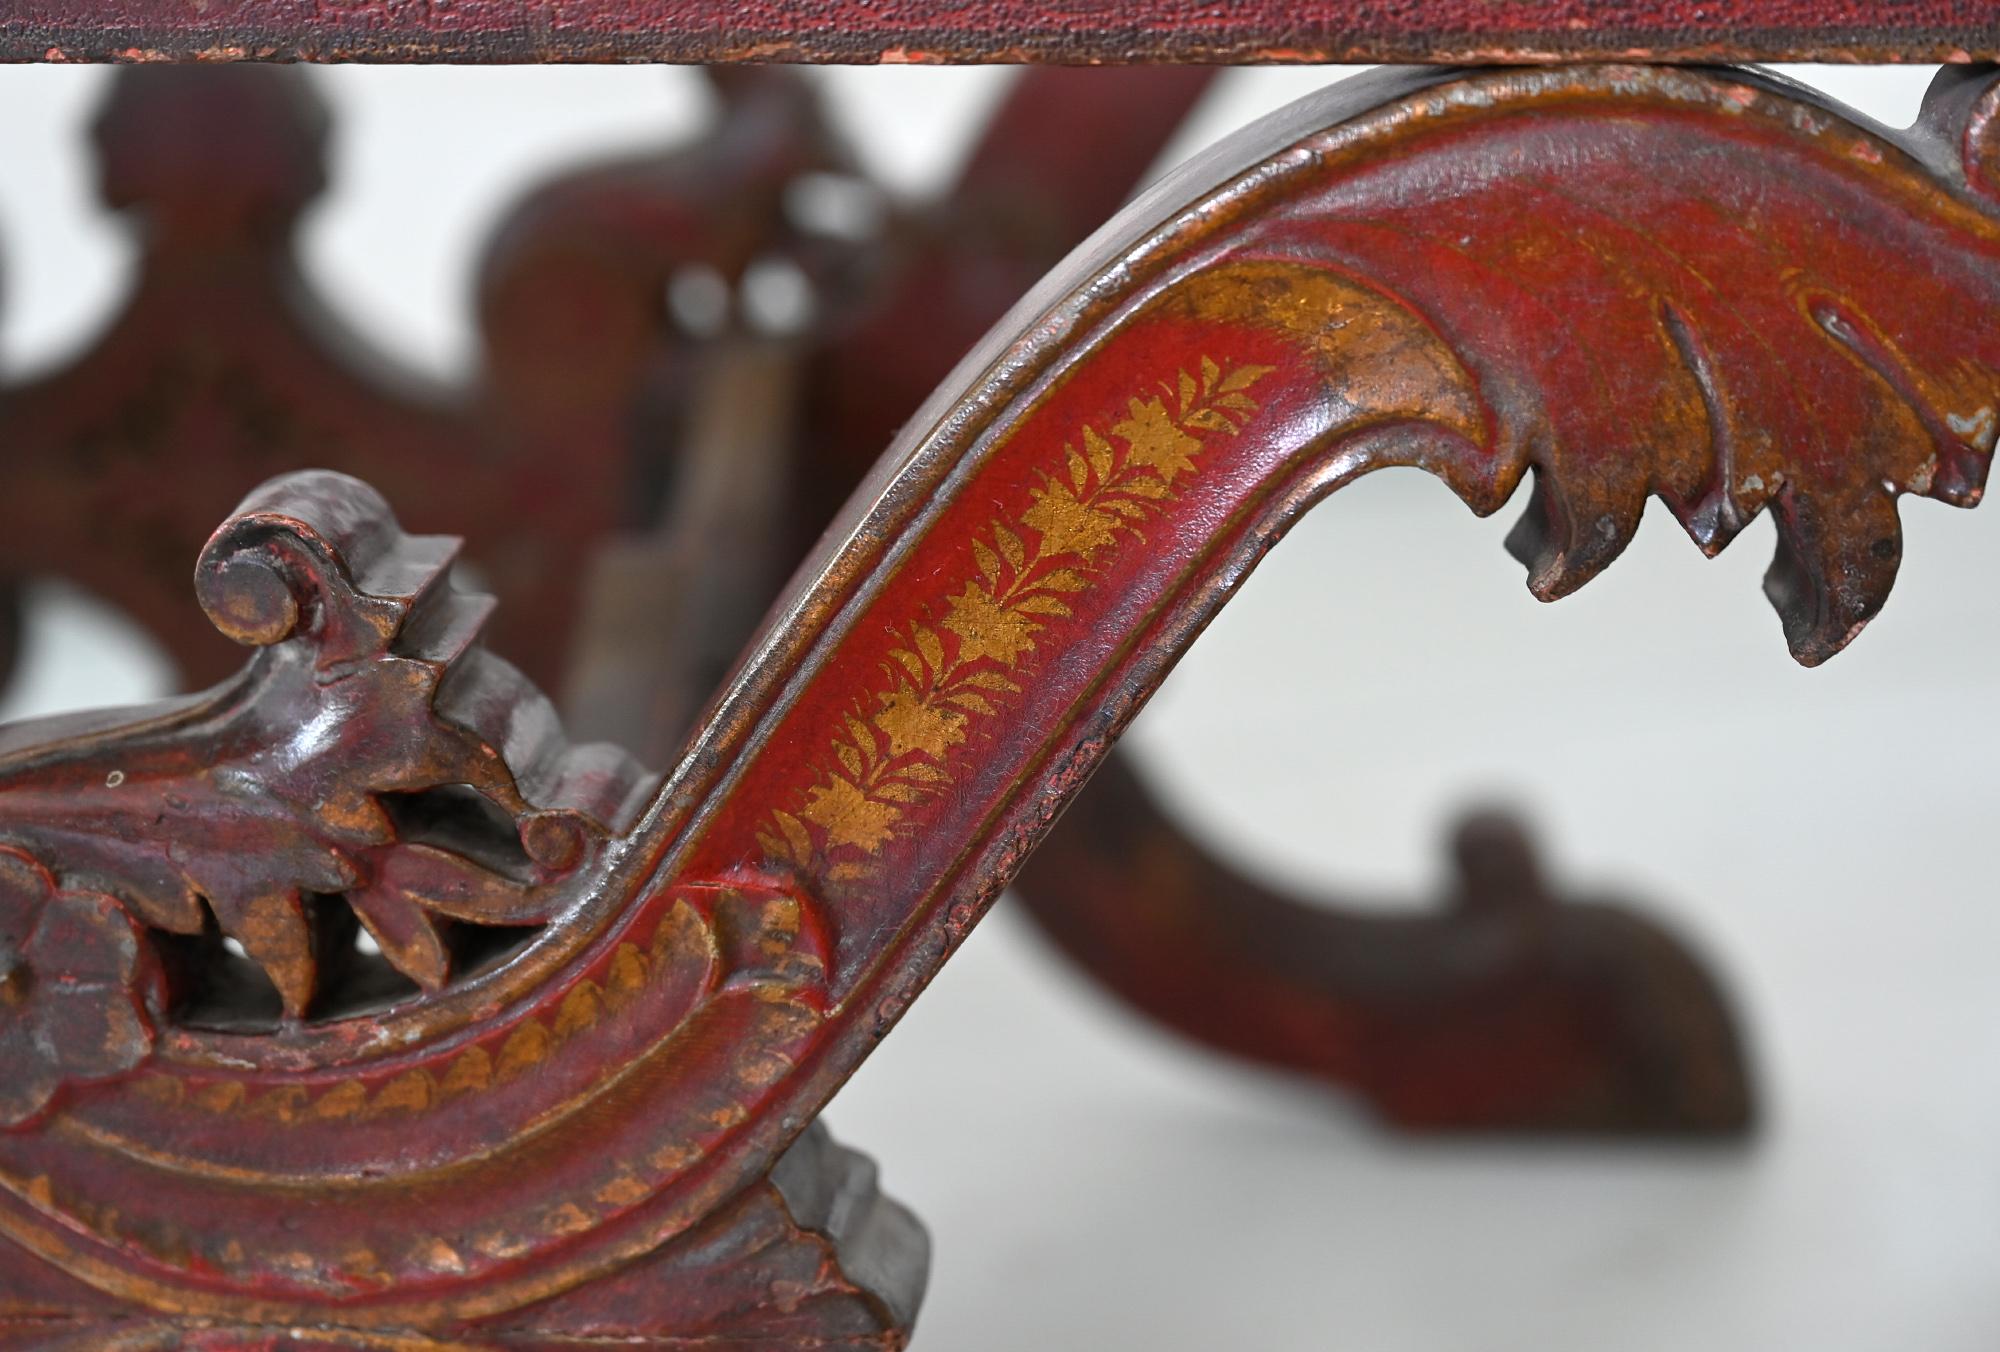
top-left (2, 0), bottom-right (1997, 64)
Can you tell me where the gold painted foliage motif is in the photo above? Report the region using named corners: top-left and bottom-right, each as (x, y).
top-left (759, 358), bottom-right (1274, 876)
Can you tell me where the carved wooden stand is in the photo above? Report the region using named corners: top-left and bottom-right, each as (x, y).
top-left (3, 17), bottom-right (1997, 1347)
top-left (0, 61), bottom-right (1754, 1137)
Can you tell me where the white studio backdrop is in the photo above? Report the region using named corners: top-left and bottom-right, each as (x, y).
top-left (0, 63), bottom-right (1993, 1351)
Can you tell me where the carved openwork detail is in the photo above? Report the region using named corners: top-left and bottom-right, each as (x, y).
top-left (0, 476), bottom-right (861, 1339)
top-left (0, 471), bottom-right (657, 1025)
top-left (3, 62), bottom-right (1998, 1349)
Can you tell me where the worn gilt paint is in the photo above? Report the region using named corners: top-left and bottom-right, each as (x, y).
top-left (757, 356), bottom-right (1274, 879)
top-left (6, 62), bottom-right (2000, 1348)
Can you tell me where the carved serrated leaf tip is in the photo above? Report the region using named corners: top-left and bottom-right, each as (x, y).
top-left (0, 470), bottom-right (660, 1021)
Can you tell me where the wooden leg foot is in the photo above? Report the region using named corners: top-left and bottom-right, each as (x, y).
top-left (1016, 753), bottom-right (1755, 1135)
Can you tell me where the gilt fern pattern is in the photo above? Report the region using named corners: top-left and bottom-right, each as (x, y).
top-left (757, 358), bottom-right (1273, 877)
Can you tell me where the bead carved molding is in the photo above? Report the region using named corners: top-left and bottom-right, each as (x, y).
top-left (4, 62), bottom-right (2000, 1347)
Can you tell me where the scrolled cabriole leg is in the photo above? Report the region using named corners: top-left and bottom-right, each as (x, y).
top-left (5, 61), bottom-right (2000, 1345)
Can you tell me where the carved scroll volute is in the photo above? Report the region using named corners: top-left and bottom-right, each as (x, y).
top-left (0, 470), bottom-right (655, 1021)
top-left (0, 474), bottom-right (845, 1327)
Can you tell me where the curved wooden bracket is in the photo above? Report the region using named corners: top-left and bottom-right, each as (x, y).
top-left (4, 61), bottom-right (1998, 1344)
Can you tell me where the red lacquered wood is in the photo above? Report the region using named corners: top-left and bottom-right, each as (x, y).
top-left (1016, 761), bottom-right (1750, 1132)
top-left (2, 0), bottom-right (1997, 64)
top-left (0, 64), bottom-right (848, 695)
top-left (9, 55), bottom-right (1751, 1137)
top-left (4, 60), bottom-right (1998, 1345)
top-left (622, 58), bottom-right (2000, 1318)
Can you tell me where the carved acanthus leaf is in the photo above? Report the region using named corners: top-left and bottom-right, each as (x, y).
top-left (0, 471), bottom-right (657, 1018)
top-left (1207, 65), bottom-right (2000, 664)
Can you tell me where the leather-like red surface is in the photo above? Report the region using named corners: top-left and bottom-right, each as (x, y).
top-left (3, 0), bottom-right (1996, 63)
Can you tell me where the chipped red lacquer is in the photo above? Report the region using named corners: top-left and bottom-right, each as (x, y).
top-left (5, 60), bottom-right (2000, 1347)
top-left (2, 0), bottom-right (1999, 63)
